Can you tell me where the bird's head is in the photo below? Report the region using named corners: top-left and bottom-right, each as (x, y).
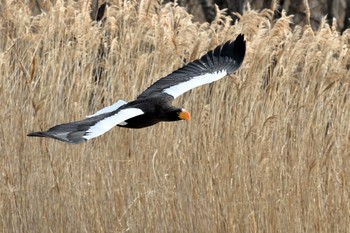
top-left (178, 108), bottom-right (191, 121)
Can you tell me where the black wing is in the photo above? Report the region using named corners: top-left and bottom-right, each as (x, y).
top-left (27, 107), bottom-right (144, 144)
top-left (137, 34), bottom-right (246, 100)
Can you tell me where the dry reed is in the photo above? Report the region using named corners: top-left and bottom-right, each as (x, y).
top-left (1, 0), bottom-right (350, 232)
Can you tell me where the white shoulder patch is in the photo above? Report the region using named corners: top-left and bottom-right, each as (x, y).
top-left (163, 70), bottom-right (227, 99)
top-left (86, 100), bottom-right (127, 118)
top-left (83, 108), bottom-right (144, 140)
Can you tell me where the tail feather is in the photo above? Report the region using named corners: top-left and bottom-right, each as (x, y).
top-left (27, 132), bottom-right (47, 137)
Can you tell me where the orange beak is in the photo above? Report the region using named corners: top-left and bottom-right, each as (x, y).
top-left (178, 110), bottom-right (191, 121)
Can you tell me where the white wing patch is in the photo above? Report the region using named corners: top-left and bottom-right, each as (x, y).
top-left (83, 108), bottom-right (144, 140)
top-left (86, 100), bottom-right (127, 118)
top-left (163, 70), bottom-right (227, 99)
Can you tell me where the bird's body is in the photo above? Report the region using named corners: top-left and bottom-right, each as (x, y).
top-left (118, 96), bottom-right (183, 128)
top-left (28, 35), bottom-right (246, 144)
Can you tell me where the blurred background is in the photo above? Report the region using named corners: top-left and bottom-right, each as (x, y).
top-left (2, 0), bottom-right (350, 232)
top-left (29, 0), bottom-right (350, 32)
top-left (171, 0), bottom-right (350, 32)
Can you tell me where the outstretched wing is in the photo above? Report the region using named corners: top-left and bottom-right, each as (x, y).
top-left (27, 107), bottom-right (144, 144)
top-left (137, 34), bottom-right (246, 100)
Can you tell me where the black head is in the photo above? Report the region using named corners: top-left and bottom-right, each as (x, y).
top-left (160, 108), bottom-right (191, 122)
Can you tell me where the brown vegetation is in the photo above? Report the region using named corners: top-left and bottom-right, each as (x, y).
top-left (1, 1), bottom-right (350, 232)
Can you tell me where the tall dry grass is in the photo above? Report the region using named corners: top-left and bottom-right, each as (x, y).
top-left (1, 0), bottom-right (350, 232)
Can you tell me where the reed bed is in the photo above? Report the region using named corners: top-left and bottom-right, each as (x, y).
top-left (1, 1), bottom-right (350, 232)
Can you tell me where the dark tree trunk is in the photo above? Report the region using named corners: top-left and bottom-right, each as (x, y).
top-left (249, 0), bottom-right (274, 10)
top-left (199, 0), bottom-right (216, 23)
top-left (214, 0), bottom-right (246, 22)
top-left (287, 0), bottom-right (309, 26)
top-left (343, 0), bottom-right (350, 31)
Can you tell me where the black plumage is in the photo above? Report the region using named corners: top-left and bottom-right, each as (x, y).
top-left (28, 34), bottom-right (246, 144)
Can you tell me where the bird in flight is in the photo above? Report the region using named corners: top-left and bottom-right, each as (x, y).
top-left (28, 34), bottom-right (246, 144)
